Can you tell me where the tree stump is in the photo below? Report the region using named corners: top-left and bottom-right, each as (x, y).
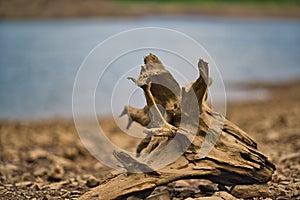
top-left (79, 54), bottom-right (275, 200)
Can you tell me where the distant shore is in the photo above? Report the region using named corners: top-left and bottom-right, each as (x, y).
top-left (1, 0), bottom-right (300, 19)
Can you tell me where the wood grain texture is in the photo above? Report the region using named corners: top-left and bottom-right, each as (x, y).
top-left (79, 54), bottom-right (275, 200)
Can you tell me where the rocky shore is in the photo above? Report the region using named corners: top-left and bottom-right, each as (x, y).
top-left (0, 80), bottom-right (299, 199)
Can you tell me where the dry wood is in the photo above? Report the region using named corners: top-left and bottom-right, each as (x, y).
top-left (79, 54), bottom-right (275, 200)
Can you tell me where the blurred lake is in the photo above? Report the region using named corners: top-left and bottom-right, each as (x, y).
top-left (0, 16), bottom-right (300, 119)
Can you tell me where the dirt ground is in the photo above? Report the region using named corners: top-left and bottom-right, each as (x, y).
top-left (0, 80), bottom-right (299, 200)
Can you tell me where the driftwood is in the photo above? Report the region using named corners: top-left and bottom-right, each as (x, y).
top-left (79, 54), bottom-right (275, 200)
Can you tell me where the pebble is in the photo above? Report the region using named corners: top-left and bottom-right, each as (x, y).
top-left (0, 163), bottom-right (18, 176)
top-left (279, 152), bottom-right (300, 163)
top-left (0, 188), bottom-right (6, 195)
top-left (198, 184), bottom-right (216, 194)
top-left (173, 180), bottom-right (191, 187)
top-left (27, 149), bottom-right (48, 162)
top-left (231, 184), bottom-right (270, 198)
top-left (33, 167), bottom-right (48, 177)
top-left (15, 181), bottom-right (33, 188)
top-left (146, 190), bottom-right (170, 200)
top-left (93, 162), bottom-right (103, 171)
top-left (63, 147), bottom-right (78, 160)
top-left (266, 130), bottom-right (280, 141)
top-left (186, 197), bottom-right (223, 200)
top-left (46, 180), bottom-right (69, 190)
top-left (4, 184), bottom-right (13, 188)
top-left (22, 172), bottom-right (35, 181)
top-left (51, 155), bottom-right (74, 169)
top-left (70, 179), bottom-right (79, 187)
top-left (174, 188), bottom-right (197, 199)
top-left (71, 190), bottom-right (81, 195)
top-left (86, 176), bottom-right (100, 188)
top-left (48, 164), bottom-right (64, 181)
top-left (280, 181), bottom-right (291, 185)
top-left (213, 191), bottom-right (236, 200)
top-left (4, 190), bottom-right (13, 196)
top-left (61, 191), bottom-right (70, 198)
top-left (43, 194), bottom-right (52, 200)
top-left (30, 183), bottom-right (42, 190)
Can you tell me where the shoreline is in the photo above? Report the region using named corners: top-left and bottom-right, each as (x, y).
top-left (0, 79), bottom-right (299, 122)
top-left (1, 1), bottom-right (300, 20)
top-left (0, 79), bottom-right (299, 198)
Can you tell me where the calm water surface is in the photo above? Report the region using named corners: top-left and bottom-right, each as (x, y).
top-left (0, 16), bottom-right (299, 119)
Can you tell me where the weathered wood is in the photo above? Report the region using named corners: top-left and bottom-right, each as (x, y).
top-left (79, 54), bottom-right (275, 200)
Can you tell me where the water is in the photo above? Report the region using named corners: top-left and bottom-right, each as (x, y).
top-left (0, 16), bottom-right (300, 119)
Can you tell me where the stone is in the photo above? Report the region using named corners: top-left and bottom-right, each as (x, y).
top-left (231, 184), bottom-right (270, 198)
top-left (43, 194), bottom-right (52, 200)
top-left (0, 163), bottom-right (18, 176)
top-left (61, 191), bottom-right (70, 198)
top-left (46, 180), bottom-right (69, 190)
top-left (22, 172), bottom-right (34, 181)
top-left (86, 176), bottom-right (100, 188)
top-left (173, 180), bottom-right (191, 188)
top-left (70, 178), bottom-right (79, 187)
top-left (93, 162), bottom-right (103, 171)
top-left (174, 188), bottom-right (197, 199)
top-left (33, 167), bottom-right (48, 177)
top-left (0, 189), bottom-right (6, 196)
top-left (27, 149), bottom-right (48, 162)
top-left (15, 181), bottom-right (33, 188)
top-left (50, 155), bottom-right (74, 169)
top-left (266, 130), bottom-right (280, 141)
top-left (280, 180), bottom-right (291, 185)
top-left (30, 183), bottom-right (43, 190)
top-left (213, 191), bottom-right (236, 200)
top-left (198, 184), bottom-right (216, 194)
top-left (4, 184), bottom-right (13, 188)
top-left (63, 147), bottom-right (78, 160)
top-left (48, 164), bottom-right (64, 181)
top-left (190, 197), bottom-right (223, 200)
top-left (146, 190), bottom-right (170, 200)
top-left (279, 152), bottom-right (300, 163)
top-left (71, 190), bottom-right (82, 195)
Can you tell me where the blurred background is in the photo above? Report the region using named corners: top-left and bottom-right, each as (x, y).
top-left (0, 0), bottom-right (300, 119)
